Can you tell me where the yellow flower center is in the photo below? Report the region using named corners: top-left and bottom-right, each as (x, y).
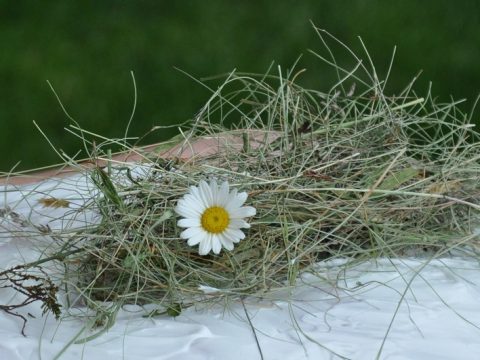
top-left (201, 206), bottom-right (230, 234)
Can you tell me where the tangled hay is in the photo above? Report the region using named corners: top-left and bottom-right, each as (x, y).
top-left (3, 30), bottom-right (480, 336)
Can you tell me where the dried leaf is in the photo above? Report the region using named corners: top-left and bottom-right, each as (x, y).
top-left (37, 197), bottom-right (70, 208)
top-left (378, 167), bottom-right (419, 190)
top-left (426, 180), bottom-right (462, 195)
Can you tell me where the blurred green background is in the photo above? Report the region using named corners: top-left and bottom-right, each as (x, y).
top-left (1, 1), bottom-right (479, 171)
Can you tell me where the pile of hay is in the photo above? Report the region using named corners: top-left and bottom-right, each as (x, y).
top-left (63, 60), bottom-right (480, 324)
top-left (6, 31), bottom-right (480, 334)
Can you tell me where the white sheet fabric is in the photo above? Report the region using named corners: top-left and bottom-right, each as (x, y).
top-left (0, 174), bottom-right (479, 360)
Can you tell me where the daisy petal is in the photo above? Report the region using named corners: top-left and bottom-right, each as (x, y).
top-left (229, 219), bottom-right (250, 229)
top-left (221, 229), bottom-right (237, 243)
top-left (187, 230), bottom-right (206, 246)
top-left (218, 234), bottom-right (234, 251)
top-left (178, 218), bottom-right (201, 228)
top-left (226, 191), bottom-right (248, 211)
top-left (217, 181), bottom-right (230, 207)
top-left (226, 188), bottom-right (238, 205)
top-left (188, 186), bottom-right (203, 204)
top-left (225, 228), bottom-right (246, 243)
top-left (199, 234), bottom-right (213, 255)
top-left (199, 180), bottom-right (213, 206)
top-left (175, 204), bottom-right (201, 218)
top-left (191, 183), bottom-right (207, 207)
top-left (183, 194), bottom-right (203, 209)
top-left (209, 178), bottom-right (218, 204)
top-left (230, 206), bottom-right (256, 219)
top-left (180, 226), bottom-right (203, 239)
top-left (211, 234), bottom-right (222, 254)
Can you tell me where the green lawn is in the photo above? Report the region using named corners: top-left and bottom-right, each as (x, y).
top-left (1, 0), bottom-right (479, 170)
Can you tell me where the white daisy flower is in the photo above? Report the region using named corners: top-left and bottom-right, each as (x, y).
top-left (175, 179), bottom-right (256, 255)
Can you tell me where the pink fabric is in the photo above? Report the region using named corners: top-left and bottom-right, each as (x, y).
top-left (1, 130), bottom-right (279, 185)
